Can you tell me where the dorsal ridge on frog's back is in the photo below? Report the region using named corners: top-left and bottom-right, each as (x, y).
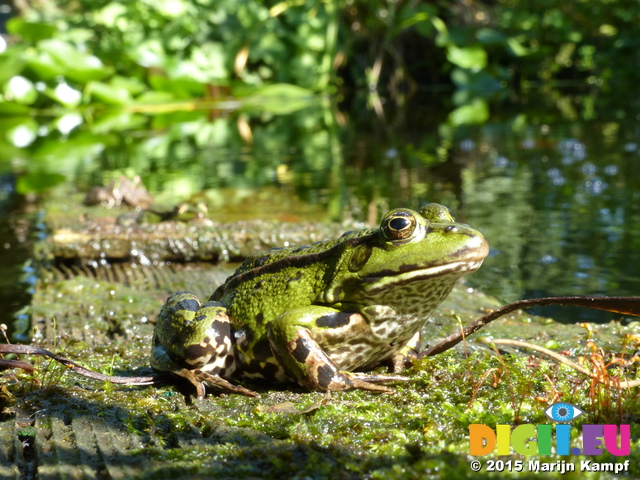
top-left (209, 229), bottom-right (377, 300)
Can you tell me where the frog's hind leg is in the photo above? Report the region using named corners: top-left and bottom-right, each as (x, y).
top-left (267, 307), bottom-right (408, 394)
top-left (151, 292), bottom-right (257, 399)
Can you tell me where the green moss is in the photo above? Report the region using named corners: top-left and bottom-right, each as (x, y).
top-left (5, 326), bottom-right (639, 479)
top-left (5, 198), bottom-right (638, 478)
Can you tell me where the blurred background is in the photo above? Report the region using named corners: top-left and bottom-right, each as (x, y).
top-left (0, 0), bottom-right (639, 329)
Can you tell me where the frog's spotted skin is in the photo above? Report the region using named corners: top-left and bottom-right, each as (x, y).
top-left (151, 204), bottom-right (489, 398)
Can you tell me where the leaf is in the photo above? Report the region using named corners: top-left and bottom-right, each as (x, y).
top-left (237, 83), bottom-right (316, 114)
top-left (506, 37), bottom-right (531, 57)
top-left (0, 137), bottom-right (23, 162)
top-left (451, 68), bottom-right (501, 94)
top-left (134, 91), bottom-right (180, 104)
top-left (446, 45), bottom-right (487, 70)
top-left (37, 39), bottom-right (113, 83)
top-left (4, 76), bottom-right (37, 105)
top-left (431, 16), bottom-right (450, 46)
top-left (94, 3), bottom-right (128, 28)
top-left (86, 80), bottom-right (133, 105)
top-left (17, 172), bottom-right (67, 194)
top-left (184, 42), bottom-right (229, 82)
top-left (448, 99), bottom-right (489, 126)
top-left (5, 118), bottom-right (39, 148)
top-left (476, 28), bottom-right (507, 45)
top-left (0, 102), bottom-right (30, 116)
top-left (129, 39), bottom-right (168, 69)
top-left (148, 75), bottom-right (204, 99)
top-left (45, 82), bottom-right (82, 108)
top-left (30, 132), bottom-right (112, 163)
top-left (89, 111), bottom-right (148, 134)
top-left (24, 49), bottom-right (66, 80)
top-left (53, 113), bottom-right (84, 135)
top-left (110, 76), bottom-right (147, 96)
top-left (0, 48), bottom-right (27, 84)
top-left (6, 19), bottom-right (57, 42)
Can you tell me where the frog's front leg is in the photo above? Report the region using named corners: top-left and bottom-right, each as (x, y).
top-left (151, 292), bottom-right (257, 399)
top-left (390, 331), bottom-right (420, 373)
top-left (267, 306), bottom-right (409, 393)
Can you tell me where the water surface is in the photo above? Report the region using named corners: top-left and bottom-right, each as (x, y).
top-left (1, 89), bottom-right (639, 328)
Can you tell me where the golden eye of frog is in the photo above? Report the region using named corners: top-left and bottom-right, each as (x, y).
top-left (151, 203), bottom-right (489, 398)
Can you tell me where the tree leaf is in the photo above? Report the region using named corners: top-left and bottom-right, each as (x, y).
top-left (0, 49), bottom-right (27, 84)
top-left (5, 118), bottom-right (39, 148)
top-left (237, 83), bottom-right (316, 114)
top-left (0, 102), bottom-right (30, 116)
top-left (6, 19), bottom-right (57, 42)
top-left (38, 39), bottom-right (113, 82)
top-left (25, 49), bottom-right (66, 80)
top-left (446, 45), bottom-right (488, 70)
top-left (87, 81), bottom-right (133, 105)
top-left (17, 172), bottom-right (67, 194)
top-left (448, 99), bottom-right (489, 126)
top-left (4, 76), bottom-right (38, 105)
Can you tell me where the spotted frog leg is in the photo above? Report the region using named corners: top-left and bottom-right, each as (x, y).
top-left (151, 292), bottom-right (257, 399)
top-left (267, 306), bottom-right (409, 393)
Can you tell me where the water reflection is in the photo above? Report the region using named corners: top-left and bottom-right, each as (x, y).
top-left (460, 110), bottom-right (640, 322)
top-left (1, 91), bottom-right (639, 325)
top-left (0, 175), bottom-right (32, 333)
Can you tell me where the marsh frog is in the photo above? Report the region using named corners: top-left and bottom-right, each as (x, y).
top-left (151, 204), bottom-right (489, 398)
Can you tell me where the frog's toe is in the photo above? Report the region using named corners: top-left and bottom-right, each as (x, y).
top-left (194, 370), bottom-right (259, 398)
top-left (351, 372), bottom-right (410, 384)
top-left (170, 368), bottom-right (208, 400)
top-left (170, 368), bottom-right (258, 399)
top-left (390, 349), bottom-right (419, 373)
top-left (349, 373), bottom-right (410, 393)
top-left (312, 371), bottom-right (408, 394)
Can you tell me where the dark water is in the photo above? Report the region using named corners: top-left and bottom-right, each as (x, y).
top-left (0, 175), bottom-right (33, 336)
top-left (1, 90), bottom-right (639, 328)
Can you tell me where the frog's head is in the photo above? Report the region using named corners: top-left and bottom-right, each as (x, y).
top-left (325, 204), bottom-right (489, 307)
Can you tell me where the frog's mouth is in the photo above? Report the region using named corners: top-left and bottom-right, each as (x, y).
top-left (361, 257), bottom-right (485, 293)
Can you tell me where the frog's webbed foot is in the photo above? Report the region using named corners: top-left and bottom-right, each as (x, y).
top-left (172, 368), bottom-right (259, 400)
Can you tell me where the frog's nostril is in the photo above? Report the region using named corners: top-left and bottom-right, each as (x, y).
top-left (445, 225), bottom-right (458, 233)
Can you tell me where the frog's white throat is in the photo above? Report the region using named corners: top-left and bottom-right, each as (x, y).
top-left (361, 259), bottom-right (484, 296)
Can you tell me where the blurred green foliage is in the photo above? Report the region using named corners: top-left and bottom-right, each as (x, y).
top-left (0, 0), bottom-right (338, 110)
top-left (0, 0), bottom-right (638, 113)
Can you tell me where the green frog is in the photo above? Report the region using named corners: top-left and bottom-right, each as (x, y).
top-left (151, 204), bottom-right (489, 398)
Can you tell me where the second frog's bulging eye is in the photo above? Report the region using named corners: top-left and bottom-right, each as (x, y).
top-left (382, 210), bottom-right (417, 240)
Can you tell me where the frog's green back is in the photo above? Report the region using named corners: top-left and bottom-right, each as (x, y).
top-left (209, 229), bottom-right (377, 327)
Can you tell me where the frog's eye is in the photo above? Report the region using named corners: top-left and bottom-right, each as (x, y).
top-left (381, 210), bottom-right (417, 240)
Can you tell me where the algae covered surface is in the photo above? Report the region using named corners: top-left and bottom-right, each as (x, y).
top-left (1, 191), bottom-right (639, 479)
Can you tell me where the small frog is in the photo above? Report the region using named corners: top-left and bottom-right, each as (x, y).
top-left (151, 204), bottom-right (489, 398)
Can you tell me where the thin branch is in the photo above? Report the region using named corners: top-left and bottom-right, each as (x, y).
top-left (420, 296), bottom-right (640, 358)
top-left (0, 344), bottom-right (161, 385)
